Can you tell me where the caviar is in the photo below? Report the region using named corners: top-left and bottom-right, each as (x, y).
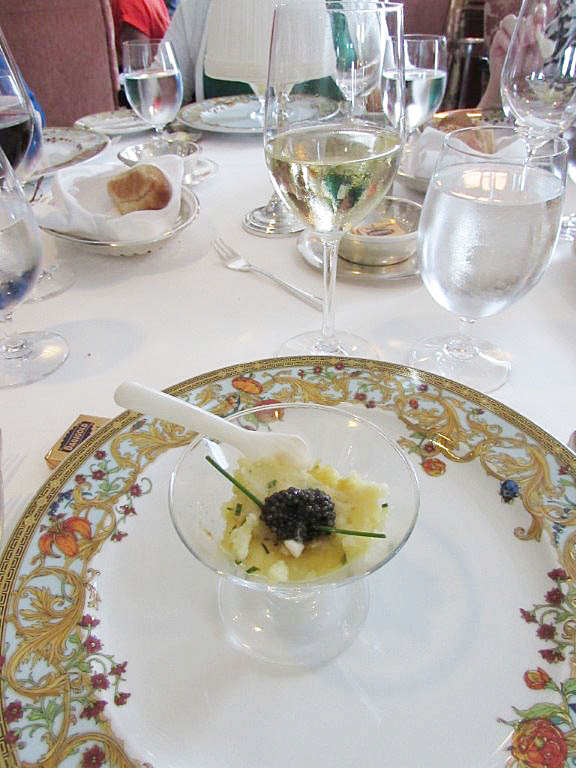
top-left (261, 487), bottom-right (336, 542)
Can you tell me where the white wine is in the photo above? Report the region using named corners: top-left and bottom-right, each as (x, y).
top-left (124, 70), bottom-right (183, 128)
top-left (265, 124), bottom-right (402, 233)
top-left (419, 163), bottom-right (564, 319)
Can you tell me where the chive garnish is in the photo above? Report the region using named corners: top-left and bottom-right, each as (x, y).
top-left (246, 566), bottom-right (259, 574)
top-left (262, 542), bottom-right (270, 554)
top-left (206, 455), bottom-right (386, 540)
top-left (234, 503), bottom-right (242, 516)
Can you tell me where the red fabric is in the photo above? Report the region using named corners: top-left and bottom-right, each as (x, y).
top-left (110, 0), bottom-right (170, 39)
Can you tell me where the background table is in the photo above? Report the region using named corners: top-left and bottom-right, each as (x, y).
top-left (2, 126), bottom-right (576, 542)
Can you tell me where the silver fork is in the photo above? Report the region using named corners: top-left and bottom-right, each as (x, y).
top-left (213, 238), bottom-right (323, 310)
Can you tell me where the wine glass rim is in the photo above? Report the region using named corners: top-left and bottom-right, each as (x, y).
top-left (168, 401), bottom-right (420, 592)
top-left (122, 38), bottom-right (170, 48)
top-left (278, 0), bottom-right (404, 10)
top-left (444, 125), bottom-right (569, 159)
top-left (405, 33), bottom-right (447, 41)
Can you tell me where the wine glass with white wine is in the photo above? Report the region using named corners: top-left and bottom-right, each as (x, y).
top-left (264, 1), bottom-right (405, 356)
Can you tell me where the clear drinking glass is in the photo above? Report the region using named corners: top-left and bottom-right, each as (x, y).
top-left (410, 125), bottom-right (567, 393)
top-left (169, 402), bottom-right (419, 666)
top-left (122, 39), bottom-right (183, 137)
top-left (0, 146), bottom-right (68, 387)
top-left (404, 34), bottom-right (448, 134)
top-left (500, 0), bottom-right (576, 239)
top-left (264, 1), bottom-right (405, 356)
top-left (0, 27), bottom-right (74, 301)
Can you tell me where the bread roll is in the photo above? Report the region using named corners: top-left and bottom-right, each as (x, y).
top-left (107, 165), bottom-right (171, 215)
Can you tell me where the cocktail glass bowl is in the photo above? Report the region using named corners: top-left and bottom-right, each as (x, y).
top-left (169, 402), bottom-right (419, 666)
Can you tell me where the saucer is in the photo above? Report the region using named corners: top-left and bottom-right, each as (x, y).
top-left (297, 230), bottom-right (420, 281)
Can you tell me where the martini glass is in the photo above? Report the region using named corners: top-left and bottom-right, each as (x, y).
top-left (170, 402), bottom-right (419, 666)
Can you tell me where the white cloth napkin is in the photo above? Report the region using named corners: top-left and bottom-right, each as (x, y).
top-left (35, 156), bottom-right (184, 242)
top-left (403, 126), bottom-right (528, 180)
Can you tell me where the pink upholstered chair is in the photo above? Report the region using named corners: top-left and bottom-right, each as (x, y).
top-left (0, 0), bottom-right (119, 126)
top-left (403, 0), bottom-right (453, 36)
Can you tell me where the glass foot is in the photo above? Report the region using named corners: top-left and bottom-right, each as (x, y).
top-left (27, 265), bottom-right (75, 302)
top-left (218, 576), bottom-right (369, 666)
top-left (0, 331), bottom-right (69, 388)
top-left (409, 334), bottom-right (510, 393)
top-left (277, 329), bottom-right (381, 359)
top-left (242, 193), bottom-right (304, 237)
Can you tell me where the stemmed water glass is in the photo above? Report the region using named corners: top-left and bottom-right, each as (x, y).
top-left (500, 0), bottom-right (576, 238)
top-left (404, 34), bottom-right (448, 134)
top-left (122, 40), bottom-right (183, 139)
top-left (0, 27), bottom-right (74, 301)
top-left (264, 1), bottom-right (405, 356)
top-left (0, 146), bottom-right (68, 387)
top-left (409, 125), bottom-right (567, 393)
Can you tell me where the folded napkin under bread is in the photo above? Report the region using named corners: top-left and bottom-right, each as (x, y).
top-left (34, 155), bottom-right (184, 243)
top-left (403, 126), bottom-right (528, 180)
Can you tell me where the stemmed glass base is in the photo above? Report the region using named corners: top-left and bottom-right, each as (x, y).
top-left (28, 264), bottom-right (75, 302)
top-left (277, 329), bottom-right (381, 358)
top-left (409, 333), bottom-right (511, 392)
top-left (243, 192), bottom-right (305, 237)
top-left (0, 331), bottom-right (69, 387)
top-left (218, 576), bottom-right (369, 666)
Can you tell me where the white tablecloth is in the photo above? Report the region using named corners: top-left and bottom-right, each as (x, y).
top-left (2, 127), bottom-right (576, 542)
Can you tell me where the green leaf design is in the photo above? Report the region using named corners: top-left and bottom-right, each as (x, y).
top-left (513, 703), bottom-right (571, 723)
top-left (561, 678), bottom-right (576, 697)
top-left (27, 707), bottom-right (46, 722)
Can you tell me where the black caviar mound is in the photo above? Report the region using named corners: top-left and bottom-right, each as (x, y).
top-left (261, 487), bottom-right (336, 542)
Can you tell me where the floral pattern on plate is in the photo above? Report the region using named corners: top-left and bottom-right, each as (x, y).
top-left (1, 358), bottom-right (575, 767)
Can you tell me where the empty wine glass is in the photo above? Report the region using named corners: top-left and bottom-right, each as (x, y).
top-left (0, 146), bottom-right (68, 387)
top-left (200, 0), bottom-right (305, 236)
top-left (500, 0), bottom-right (576, 239)
top-left (264, 1), bottom-right (405, 356)
top-left (404, 34), bottom-right (448, 134)
top-left (410, 125), bottom-right (567, 393)
top-left (122, 39), bottom-right (183, 138)
top-left (501, 0), bottom-right (576, 136)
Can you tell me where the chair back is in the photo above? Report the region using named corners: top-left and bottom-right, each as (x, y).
top-left (404, 0), bottom-right (453, 36)
top-left (0, 0), bottom-right (119, 126)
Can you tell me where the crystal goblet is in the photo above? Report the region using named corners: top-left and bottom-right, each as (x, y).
top-left (169, 401), bottom-right (419, 666)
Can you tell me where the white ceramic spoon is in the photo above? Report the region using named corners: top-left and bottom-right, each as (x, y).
top-left (114, 381), bottom-right (312, 468)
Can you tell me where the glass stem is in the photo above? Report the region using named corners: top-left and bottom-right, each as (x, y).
top-left (0, 313), bottom-right (29, 361)
top-left (318, 234), bottom-right (341, 354)
top-left (446, 317), bottom-right (477, 360)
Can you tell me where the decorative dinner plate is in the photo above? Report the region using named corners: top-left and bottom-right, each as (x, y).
top-left (1, 357), bottom-right (576, 768)
top-left (30, 128), bottom-right (111, 180)
top-left (74, 108), bottom-right (150, 136)
top-left (298, 229), bottom-right (420, 280)
top-left (179, 94), bottom-right (338, 134)
top-left (38, 188), bottom-right (199, 256)
top-left (397, 108), bottom-right (509, 194)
